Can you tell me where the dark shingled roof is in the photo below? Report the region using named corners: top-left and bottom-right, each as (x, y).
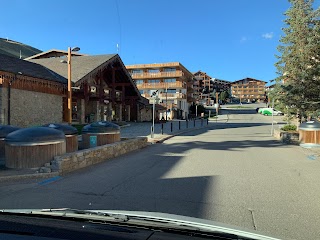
top-left (28, 54), bottom-right (117, 83)
top-left (232, 77), bottom-right (267, 84)
top-left (0, 38), bottom-right (41, 59)
top-left (0, 53), bottom-right (67, 84)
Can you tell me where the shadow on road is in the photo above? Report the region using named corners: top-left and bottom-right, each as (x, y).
top-left (0, 111), bottom-right (282, 226)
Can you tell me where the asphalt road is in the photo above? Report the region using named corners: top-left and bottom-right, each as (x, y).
top-left (1, 109), bottom-right (320, 239)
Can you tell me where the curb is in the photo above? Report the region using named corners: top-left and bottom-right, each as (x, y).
top-left (148, 124), bottom-right (212, 144)
top-left (0, 171), bottom-right (59, 182)
top-left (1, 125), bottom-right (211, 181)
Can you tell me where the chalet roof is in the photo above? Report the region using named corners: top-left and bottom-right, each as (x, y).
top-left (24, 49), bottom-right (85, 60)
top-left (0, 53), bottom-right (67, 84)
top-left (0, 38), bottom-right (41, 59)
top-left (28, 54), bottom-right (117, 83)
top-left (213, 78), bottom-right (231, 83)
top-left (232, 77), bottom-right (267, 84)
top-left (28, 54), bottom-right (141, 98)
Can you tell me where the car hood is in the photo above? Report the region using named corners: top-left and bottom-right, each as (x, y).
top-left (1, 209), bottom-right (283, 240)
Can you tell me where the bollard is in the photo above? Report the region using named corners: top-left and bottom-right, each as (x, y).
top-left (194, 119), bottom-right (195, 127)
top-left (171, 122), bottom-right (173, 132)
top-left (161, 123), bottom-right (164, 135)
top-left (179, 121), bottom-right (181, 130)
top-left (207, 118), bottom-right (209, 125)
top-left (151, 126), bottom-right (154, 138)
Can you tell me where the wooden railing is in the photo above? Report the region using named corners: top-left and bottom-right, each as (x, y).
top-left (131, 70), bottom-right (183, 79)
top-left (137, 81), bottom-right (185, 89)
top-left (142, 93), bottom-right (186, 99)
top-left (126, 62), bottom-right (180, 69)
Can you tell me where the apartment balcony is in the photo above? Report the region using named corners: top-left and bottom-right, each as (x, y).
top-left (127, 62), bottom-right (180, 69)
top-left (136, 81), bottom-right (185, 89)
top-left (159, 102), bottom-right (178, 110)
top-left (142, 93), bottom-right (186, 99)
top-left (131, 70), bottom-right (183, 79)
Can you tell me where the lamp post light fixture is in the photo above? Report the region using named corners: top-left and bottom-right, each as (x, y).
top-left (67, 47), bottom-right (80, 124)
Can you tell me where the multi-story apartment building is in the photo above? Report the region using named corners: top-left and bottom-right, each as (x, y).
top-left (231, 77), bottom-right (267, 103)
top-left (193, 71), bottom-right (231, 105)
top-left (126, 62), bottom-right (195, 120)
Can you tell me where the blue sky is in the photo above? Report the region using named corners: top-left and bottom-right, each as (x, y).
top-left (1, 0), bottom-right (318, 83)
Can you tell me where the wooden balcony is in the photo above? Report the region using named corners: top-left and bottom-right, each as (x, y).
top-left (142, 93), bottom-right (186, 99)
top-left (131, 70), bottom-right (183, 79)
top-left (159, 102), bottom-right (178, 110)
top-left (137, 81), bottom-right (185, 89)
top-left (126, 62), bottom-right (180, 69)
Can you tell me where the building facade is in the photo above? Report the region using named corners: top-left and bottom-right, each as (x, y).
top-left (231, 78), bottom-right (267, 103)
top-left (193, 71), bottom-right (231, 105)
top-left (0, 54), bottom-right (67, 127)
top-left (126, 62), bottom-right (195, 120)
top-left (27, 50), bottom-right (145, 123)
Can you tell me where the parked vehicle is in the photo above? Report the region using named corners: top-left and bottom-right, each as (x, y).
top-left (258, 108), bottom-right (268, 114)
top-left (262, 108), bottom-right (284, 116)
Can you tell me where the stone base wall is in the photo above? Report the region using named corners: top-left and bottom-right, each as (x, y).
top-left (50, 137), bottom-right (148, 174)
top-left (1, 88), bottom-right (63, 127)
top-left (274, 129), bottom-right (300, 145)
top-left (138, 108), bottom-right (152, 122)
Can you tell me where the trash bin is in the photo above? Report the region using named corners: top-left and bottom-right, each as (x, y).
top-left (299, 121), bottom-right (320, 148)
top-left (5, 127), bottom-right (66, 168)
top-left (82, 121), bottom-right (120, 149)
top-left (43, 123), bottom-right (78, 153)
top-left (0, 125), bottom-right (20, 158)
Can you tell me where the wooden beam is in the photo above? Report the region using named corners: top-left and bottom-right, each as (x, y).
top-left (111, 82), bottom-right (132, 87)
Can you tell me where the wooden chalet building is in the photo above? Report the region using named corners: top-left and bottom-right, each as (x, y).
top-left (0, 53), bottom-right (67, 127)
top-left (126, 62), bottom-right (195, 120)
top-left (27, 50), bottom-right (147, 123)
top-left (231, 78), bottom-right (267, 103)
top-left (193, 71), bottom-right (231, 105)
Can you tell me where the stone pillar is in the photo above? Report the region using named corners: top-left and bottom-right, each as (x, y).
top-left (100, 104), bottom-right (105, 121)
top-left (95, 101), bottom-right (100, 121)
top-left (108, 102), bottom-right (113, 121)
top-left (118, 104), bottom-right (122, 121)
top-left (126, 105), bottom-right (130, 121)
top-left (80, 99), bottom-right (85, 124)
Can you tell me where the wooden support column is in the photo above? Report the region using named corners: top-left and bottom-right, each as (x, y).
top-left (98, 70), bottom-right (105, 120)
top-left (99, 70), bottom-right (104, 104)
top-left (122, 86), bottom-right (125, 121)
top-left (112, 69), bottom-right (116, 104)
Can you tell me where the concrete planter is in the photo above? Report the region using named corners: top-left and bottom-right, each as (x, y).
top-left (274, 129), bottom-right (299, 145)
top-left (49, 137), bottom-right (148, 174)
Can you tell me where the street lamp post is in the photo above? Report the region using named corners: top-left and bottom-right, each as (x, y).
top-left (151, 90), bottom-right (159, 138)
top-left (165, 84), bottom-right (168, 121)
top-left (67, 47), bottom-right (80, 124)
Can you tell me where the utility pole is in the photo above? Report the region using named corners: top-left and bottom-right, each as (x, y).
top-left (271, 98), bottom-right (275, 136)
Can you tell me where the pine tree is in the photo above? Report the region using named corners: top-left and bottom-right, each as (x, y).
top-left (275, 0), bottom-right (320, 119)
